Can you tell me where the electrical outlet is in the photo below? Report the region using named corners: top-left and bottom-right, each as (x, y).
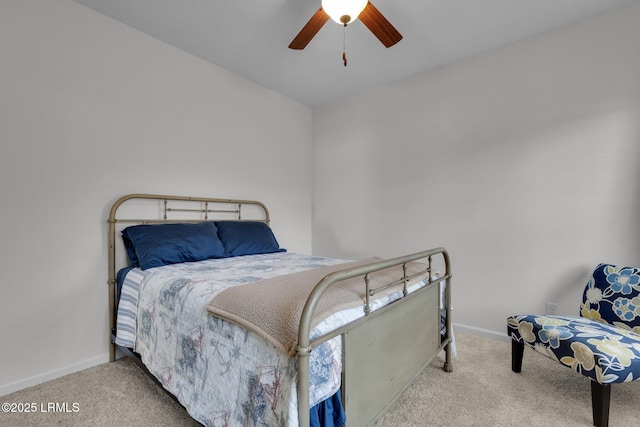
top-left (546, 302), bottom-right (559, 315)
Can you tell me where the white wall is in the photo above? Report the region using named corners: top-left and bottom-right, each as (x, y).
top-left (312, 2), bottom-right (640, 338)
top-left (0, 0), bottom-right (312, 395)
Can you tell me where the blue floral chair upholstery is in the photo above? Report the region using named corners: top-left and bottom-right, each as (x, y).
top-left (507, 264), bottom-right (640, 427)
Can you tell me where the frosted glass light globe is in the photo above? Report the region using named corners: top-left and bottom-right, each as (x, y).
top-left (322, 0), bottom-right (368, 24)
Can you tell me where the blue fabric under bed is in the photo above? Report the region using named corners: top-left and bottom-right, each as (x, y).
top-left (116, 268), bottom-right (347, 427)
top-left (311, 389), bottom-right (346, 427)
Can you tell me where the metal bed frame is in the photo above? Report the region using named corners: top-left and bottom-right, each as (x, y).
top-left (108, 193), bottom-right (453, 427)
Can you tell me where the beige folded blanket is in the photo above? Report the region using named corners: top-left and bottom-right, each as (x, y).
top-left (206, 257), bottom-right (429, 357)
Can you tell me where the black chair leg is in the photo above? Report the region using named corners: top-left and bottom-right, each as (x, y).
top-left (511, 339), bottom-right (524, 373)
top-left (590, 382), bottom-right (611, 427)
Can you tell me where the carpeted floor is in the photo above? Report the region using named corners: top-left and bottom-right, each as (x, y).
top-left (1, 331), bottom-right (638, 426)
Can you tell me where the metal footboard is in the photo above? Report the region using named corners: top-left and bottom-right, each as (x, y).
top-left (296, 248), bottom-right (452, 427)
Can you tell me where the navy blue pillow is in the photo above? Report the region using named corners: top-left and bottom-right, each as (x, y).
top-left (122, 234), bottom-right (140, 267)
top-left (121, 222), bottom-right (225, 270)
top-left (215, 221), bottom-right (286, 257)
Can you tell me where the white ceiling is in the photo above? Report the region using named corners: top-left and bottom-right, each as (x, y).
top-left (74, 0), bottom-right (636, 107)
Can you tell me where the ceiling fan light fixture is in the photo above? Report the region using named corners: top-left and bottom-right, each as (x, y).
top-left (322, 0), bottom-right (368, 25)
top-left (288, 0), bottom-right (401, 51)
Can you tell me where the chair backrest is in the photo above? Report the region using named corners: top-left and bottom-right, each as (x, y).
top-left (580, 263), bottom-right (640, 332)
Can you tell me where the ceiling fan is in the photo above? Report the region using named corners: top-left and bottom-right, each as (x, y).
top-left (288, 0), bottom-right (403, 50)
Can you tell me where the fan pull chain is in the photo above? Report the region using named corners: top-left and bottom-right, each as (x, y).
top-left (342, 24), bottom-right (348, 67)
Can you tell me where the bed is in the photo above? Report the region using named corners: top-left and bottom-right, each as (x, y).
top-left (107, 194), bottom-right (453, 427)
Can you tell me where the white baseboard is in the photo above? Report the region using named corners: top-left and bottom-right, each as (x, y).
top-left (452, 322), bottom-right (510, 342)
top-left (0, 354), bottom-right (109, 397)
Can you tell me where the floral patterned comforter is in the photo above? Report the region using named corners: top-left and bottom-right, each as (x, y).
top-left (115, 252), bottom-right (428, 427)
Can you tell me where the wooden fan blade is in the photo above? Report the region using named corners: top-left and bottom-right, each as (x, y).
top-left (289, 8), bottom-right (330, 50)
top-left (359, 2), bottom-right (403, 48)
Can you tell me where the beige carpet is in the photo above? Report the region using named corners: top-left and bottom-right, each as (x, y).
top-left (1, 332), bottom-right (638, 426)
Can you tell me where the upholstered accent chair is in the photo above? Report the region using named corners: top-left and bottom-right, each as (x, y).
top-left (507, 264), bottom-right (640, 427)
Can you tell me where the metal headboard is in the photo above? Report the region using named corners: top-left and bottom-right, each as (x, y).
top-left (107, 193), bottom-right (270, 361)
